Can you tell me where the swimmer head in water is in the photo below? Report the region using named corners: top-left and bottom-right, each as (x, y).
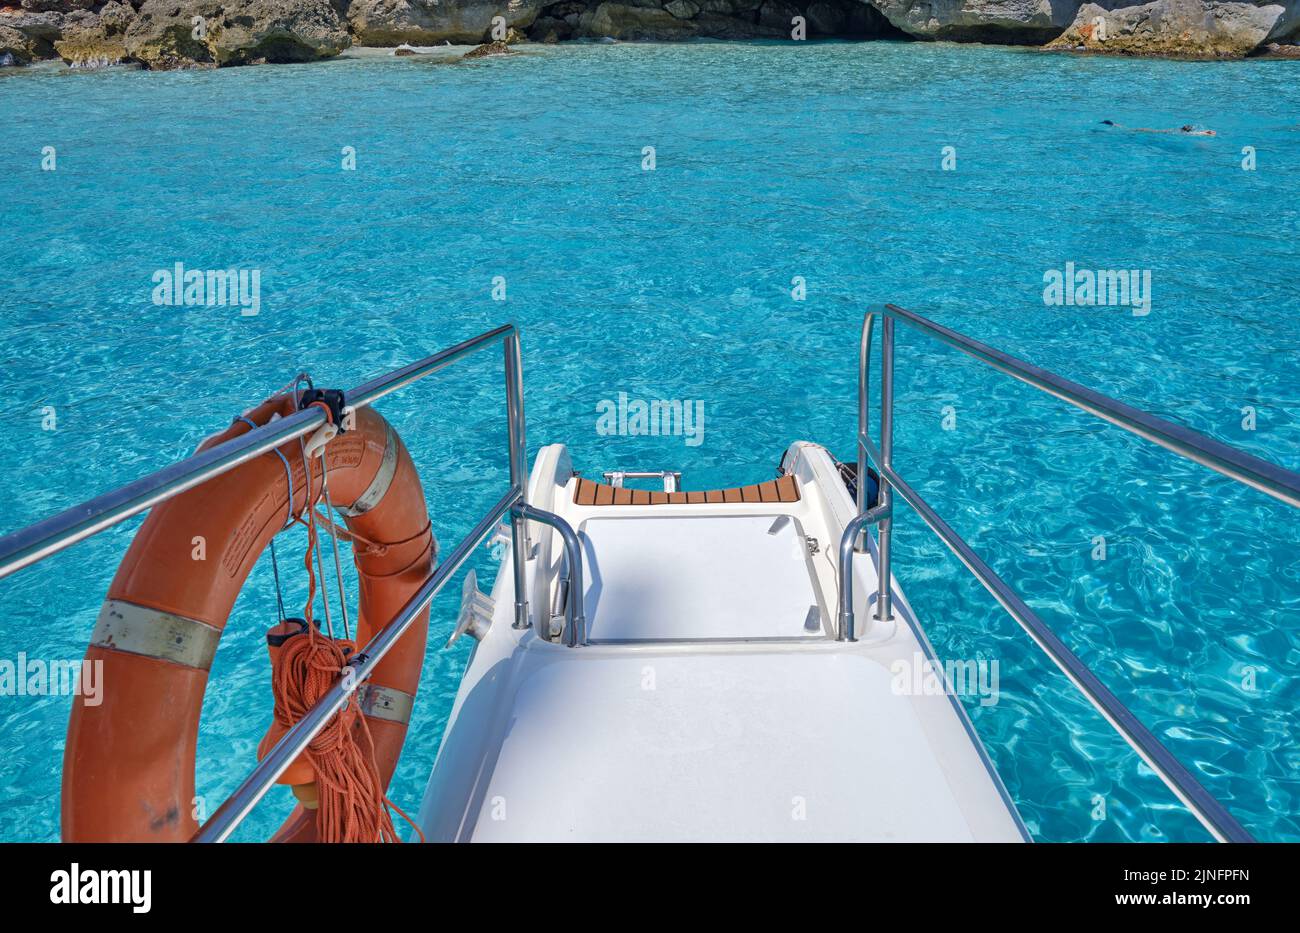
top-left (1103, 120), bottom-right (1215, 136)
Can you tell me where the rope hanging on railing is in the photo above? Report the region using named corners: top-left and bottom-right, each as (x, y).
top-left (258, 418), bottom-right (423, 843)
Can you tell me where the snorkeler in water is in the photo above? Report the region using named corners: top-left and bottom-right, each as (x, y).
top-left (1101, 120), bottom-right (1217, 136)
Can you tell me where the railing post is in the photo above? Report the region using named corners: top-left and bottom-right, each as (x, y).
top-left (513, 503), bottom-right (586, 646)
top-left (838, 504), bottom-right (890, 641)
top-left (855, 311), bottom-right (875, 549)
top-left (875, 315), bottom-right (895, 623)
top-left (504, 331), bottom-right (530, 629)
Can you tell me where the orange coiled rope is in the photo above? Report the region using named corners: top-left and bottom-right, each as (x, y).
top-left (268, 626), bottom-right (399, 843)
top-left (263, 447), bottom-right (422, 843)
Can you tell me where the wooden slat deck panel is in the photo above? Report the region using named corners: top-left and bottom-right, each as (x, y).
top-left (575, 477), bottom-right (598, 506)
top-left (571, 476), bottom-right (800, 506)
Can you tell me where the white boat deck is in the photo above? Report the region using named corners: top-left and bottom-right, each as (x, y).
top-left (582, 514), bottom-right (824, 642)
top-left (417, 442), bottom-right (1027, 842)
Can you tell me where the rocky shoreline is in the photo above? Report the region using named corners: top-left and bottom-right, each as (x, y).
top-left (1, 0), bottom-right (1297, 69)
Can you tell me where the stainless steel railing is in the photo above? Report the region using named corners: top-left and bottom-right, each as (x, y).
top-left (0, 322), bottom-right (589, 842)
top-left (196, 485), bottom-right (523, 842)
top-left (0, 323), bottom-right (518, 580)
top-left (514, 503), bottom-right (587, 647)
top-left (842, 303), bottom-right (1300, 843)
top-left (603, 470), bottom-right (682, 493)
top-left (835, 503), bottom-right (890, 643)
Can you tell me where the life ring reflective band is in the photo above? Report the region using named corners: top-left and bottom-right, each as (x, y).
top-left (358, 683), bottom-right (415, 725)
top-left (338, 422), bottom-right (399, 517)
top-left (90, 600), bottom-right (222, 671)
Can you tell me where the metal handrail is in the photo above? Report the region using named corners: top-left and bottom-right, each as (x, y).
top-left (843, 303), bottom-right (1300, 843)
top-left (0, 322), bottom-right (536, 843)
top-left (603, 470), bottom-right (682, 493)
top-left (194, 486), bottom-right (522, 842)
top-left (868, 304), bottom-right (1300, 510)
top-left (0, 323), bottom-right (521, 580)
top-left (514, 503), bottom-right (587, 647)
top-left (835, 503), bottom-right (890, 642)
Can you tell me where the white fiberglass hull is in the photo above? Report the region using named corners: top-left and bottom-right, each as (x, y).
top-left (417, 442), bottom-right (1027, 842)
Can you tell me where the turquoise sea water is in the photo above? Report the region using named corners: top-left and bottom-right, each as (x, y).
top-left (1, 41), bottom-right (1298, 842)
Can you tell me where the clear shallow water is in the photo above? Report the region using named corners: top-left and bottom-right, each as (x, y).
top-left (1, 41), bottom-right (1298, 842)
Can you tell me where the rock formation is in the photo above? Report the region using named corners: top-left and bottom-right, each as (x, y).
top-left (868, 0), bottom-right (1074, 42)
top-left (123, 0), bottom-right (349, 68)
top-left (527, 0), bottom-right (893, 40)
top-left (54, 1), bottom-right (133, 66)
top-left (2, 7), bottom-right (67, 63)
top-left (2, 0), bottom-right (349, 69)
top-left (1047, 0), bottom-right (1298, 57)
top-left (348, 0), bottom-right (544, 46)
top-left (462, 35), bottom-right (512, 52)
top-left (0, 0), bottom-right (1295, 69)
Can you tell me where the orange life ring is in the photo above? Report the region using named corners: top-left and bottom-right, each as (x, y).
top-left (61, 395), bottom-right (435, 841)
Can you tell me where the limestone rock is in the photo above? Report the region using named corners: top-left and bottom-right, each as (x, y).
top-left (527, 14), bottom-right (572, 38)
top-left (207, 0), bottom-right (350, 65)
top-left (664, 0), bottom-right (699, 16)
top-left (21, 0), bottom-right (96, 12)
top-left (692, 11), bottom-right (786, 34)
top-left (697, 0), bottom-right (761, 13)
top-left (462, 36), bottom-right (511, 54)
top-left (1048, 0), bottom-right (1298, 57)
top-left (348, 0), bottom-right (545, 45)
top-left (122, 0), bottom-right (348, 69)
top-left (0, 23), bottom-right (35, 63)
top-left (805, 0), bottom-right (846, 32)
top-left (869, 0), bottom-right (1077, 42)
top-left (122, 0), bottom-right (216, 67)
top-left (757, 0), bottom-right (800, 29)
top-left (578, 1), bottom-right (698, 36)
top-left (55, 1), bottom-right (134, 67)
top-left (0, 8), bottom-right (64, 60)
